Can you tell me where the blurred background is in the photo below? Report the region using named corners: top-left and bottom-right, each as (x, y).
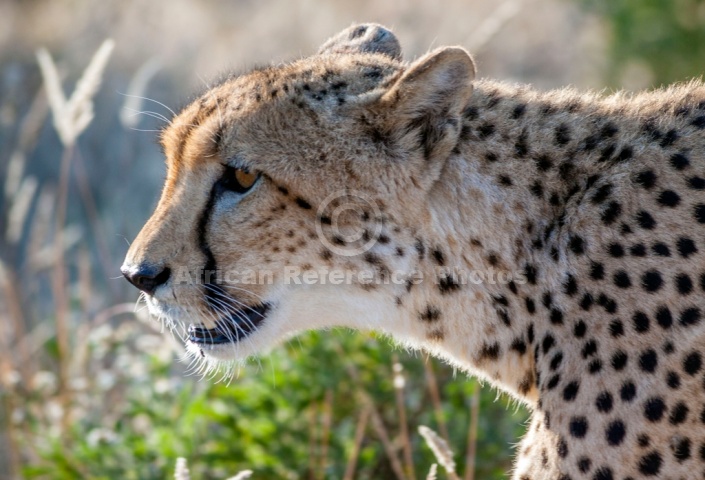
top-left (0, 0), bottom-right (703, 478)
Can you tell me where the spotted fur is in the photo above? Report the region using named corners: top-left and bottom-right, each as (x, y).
top-left (123, 24), bottom-right (705, 479)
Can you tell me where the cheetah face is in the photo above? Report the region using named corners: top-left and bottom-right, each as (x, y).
top-left (121, 24), bottom-right (475, 362)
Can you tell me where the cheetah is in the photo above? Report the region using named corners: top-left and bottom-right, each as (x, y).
top-left (122, 24), bottom-right (705, 479)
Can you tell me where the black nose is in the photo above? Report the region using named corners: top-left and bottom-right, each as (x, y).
top-left (121, 263), bottom-right (171, 295)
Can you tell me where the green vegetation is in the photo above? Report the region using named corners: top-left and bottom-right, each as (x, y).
top-left (581, 0), bottom-right (705, 86)
top-left (16, 326), bottom-right (527, 479)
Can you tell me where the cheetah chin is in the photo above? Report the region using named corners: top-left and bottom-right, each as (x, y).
top-left (123, 22), bottom-right (705, 479)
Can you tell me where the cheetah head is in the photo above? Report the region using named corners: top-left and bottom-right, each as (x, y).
top-left (122, 24), bottom-right (475, 365)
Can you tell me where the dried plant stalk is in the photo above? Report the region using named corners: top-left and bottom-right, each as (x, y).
top-left (423, 357), bottom-right (451, 442)
top-left (36, 39), bottom-right (114, 146)
top-left (463, 387), bottom-right (481, 480)
top-left (335, 344), bottom-right (407, 480)
top-left (342, 404), bottom-right (371, 480)
top-left (418, 425), bottom-right (460, 480)
top-left (318, 388), bottom-right (334, 479)
top-left (393, 356), bottom-right (415, 480)
top-left (174, 457), bottom-right (190, 480)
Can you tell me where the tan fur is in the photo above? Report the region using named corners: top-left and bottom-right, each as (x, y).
top-left (123, 24), bottom-right (705, 479)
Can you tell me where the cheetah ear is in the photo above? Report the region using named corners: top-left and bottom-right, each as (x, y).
top-left (318, 23), bottom-right (402, 60)
top-left (382, 47), bottom-right (475, 160)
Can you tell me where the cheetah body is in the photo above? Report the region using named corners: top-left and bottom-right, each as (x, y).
top-left (123, 24), bottom-right (705, 479)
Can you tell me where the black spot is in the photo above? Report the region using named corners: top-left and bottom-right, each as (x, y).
top-left (644, 398), bottom-right (666, 423)
top-left (670, 152), bottom-right (690, 170)
top-left (620, 381), bottom-right (636, 401)
top-left (485, 152), bottom-right (498, 162)
top-left (563, 381), bottom-right (580, 401)
top-left (555, 124), bottom-right (571, 145)
top-left (689, 176), bottom-right (705, 189)
top-left (660, 129), bottom-right (679, 147)
top-left (590, 262), bottom-right (604, 280)
top-left (542, 334), bottom-right (555, 354)
top-left (511, 338), bottom-right (527, 355)
top-left (635, 170), bottom-right (657, 189)
top-left (462, 106), bottom-right (479, 120)
top-left (676, 237), bottom-right (697, 257)
top-left (601, 122), bottom-right (619, 138)
top-left (535, 154), bottom-right (553, 171)
top-left (695, 203), bottom-right (705, 223)
top-left (574, 320), bottom-right (587, 338)
top-left (546, 374), bottom-right (560, 390)
top-left (636, 211), bottom-right (656, 229)
top-left (609, 320), bottom-right (624, 337)
top-left (638, 451), bottom-right (662, 475)
top-left (611, 351), bottom-right (628, 371)
top-left (641, 270), bottom-right (663, 292)
top-left (477, 122), bottom-right (496, 139)
top-left (530, 181), bottom-right (544, 198)
top-left (581, 339), bottom-right (597, 358)
top-left (569, 417), bottom-right (588, 438)
top-left (438, 274), bottom-right (461, 294)
top-left (591, 184), bottom-right (612, 204)
top-left (579, 293), bottom-right (593, 311)
top-left (419, 306), bottom-right (441, 322)
top-left (632, 311), bottom-right (650, 333)
top-left (691, 115), bottom-right (705, 128)
top-left (608, 243), bottom-right (624, 257)
top-left (676, 273), bottom-right (693, 295)
top-left (414, 239), bottom-right (426, 259)
top-left (597, 293), bottom-right (617, 314)
top-left (652, 243), bottom-right (670, 256)
top-left (524, 264), bottom-right (537, 284)
top-left (511, 103), bottom-right (526, 118)
top-left (598, 143), bottom-right (616, 162)
top-left (672, 437), bottom-right (691, 462)
top-left (630, 244), bottom-right (646, 256)
top-left (657, 190), bottom-right (680, 207)
top-left (679, 307), bottom-right (701, 326)
top-left (549, 352), bottom-right (563, 370)
top-left (498, 175), bottom-right (513, 186)
top-left (569, 236), bottom-right (585, 254)
top-left (605, 420), bottom-right (626, 446)
top-left (479, 342), bottom-right (501, 360)
top-left (563, 275), bottom-right (578, 296)
top-left (295, 197), bottom-right (312, 209)
top-left (596, 391), bottom-right (613, 413)
top-left (667, 371), bottom-right (680, 389)
top-left (683, 352), bottom-right (702, 375)
top-left (639, 349), bottom-right (658, 373)
top-left (525, 297), bottom-right (536, 314)
top-left (669, 402), bottom-right (689, 425)
top-left (601, 201), bottom-right (622, 224)
top-left (613, 270), bottom-right (631, 289)
top-left (557, 437), bottom-right (568, 458)
top-left (432, 249), bottom-right (445, 266)
top-left (656, 306), bottom-right (673, 329)
top-left (577, 457), bottom-right (592, 473)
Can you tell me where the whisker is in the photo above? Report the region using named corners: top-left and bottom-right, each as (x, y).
top-left (116, 91), bottom-right (177, 117)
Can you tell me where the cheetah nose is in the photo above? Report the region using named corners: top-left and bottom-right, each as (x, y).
top-left (121, 262), bottom-right (171, 295)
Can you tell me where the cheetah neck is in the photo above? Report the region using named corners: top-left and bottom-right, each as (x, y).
top-left (388, 80), bottom-right (638, 405)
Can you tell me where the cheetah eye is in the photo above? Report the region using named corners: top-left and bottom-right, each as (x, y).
top-left (217, 166), bottom-right (260, 194)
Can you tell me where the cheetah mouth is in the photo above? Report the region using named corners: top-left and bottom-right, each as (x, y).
top-left (187, 303), bottom-right (270, 345)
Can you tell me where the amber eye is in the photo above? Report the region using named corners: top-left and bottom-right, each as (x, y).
top-left (217, 165), bottom-right (260, 194)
